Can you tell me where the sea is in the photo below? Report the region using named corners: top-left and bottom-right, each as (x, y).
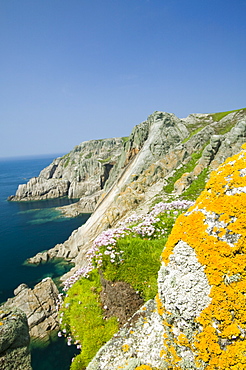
top-left (0, 154), bottom-right (91, 370)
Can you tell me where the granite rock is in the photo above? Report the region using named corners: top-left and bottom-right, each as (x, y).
top-left (0, 307), bottom-right (32, 370)
top-left (3, 277), bottom-right (59, 343)
top-left (9, 138), bottom-right (124, 203)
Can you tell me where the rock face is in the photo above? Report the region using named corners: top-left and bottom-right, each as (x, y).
top-left (28, 112), bottom-right (190, 266)
top-left (87, 300), bottom-right (164, 370)
top-left (25, 110), bottom-right (246, 276)
top-left (0, 307), bottom-right (32, 370)
top-left (86, 144), bottom-right (246, 369)
top-left (104, 111), bottom-right (189, 191)
top-left (8, 137), bottom-right (124, 203)
top-left (3, 278), bottom-right (59, 342)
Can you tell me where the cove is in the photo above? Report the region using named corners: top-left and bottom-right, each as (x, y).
top-left (0, 155), bottom-right (90, 369)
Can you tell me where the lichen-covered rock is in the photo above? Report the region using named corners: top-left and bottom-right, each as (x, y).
top-left (3, 277), bottom-right (59, 343)
top-left (157, 143), bottom-right (246, 369)
top-left (86, 300), bottom-right (165, 370)
top-left (0, 307), bottom-right (32, 370)
top-left (86, 143), bottom-right (246, 369)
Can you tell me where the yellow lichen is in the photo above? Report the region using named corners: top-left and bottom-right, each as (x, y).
top-left (160, 146), bottom-right (246, 368)
top-left (121, 344), bottom-right (130, 352)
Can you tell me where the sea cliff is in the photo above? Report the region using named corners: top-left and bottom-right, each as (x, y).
top-left (24, 109), bottom-right (246, 272)
top-left (85, 143), bottom-right (246, 369)
top-left (6, 108), bottom-right (246, 369)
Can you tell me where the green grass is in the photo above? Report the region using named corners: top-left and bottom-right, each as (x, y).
top-left (216, 122), bottom-right (235, 135)
top-left (59, 209), bottom-right (182, 368)
top-left (60, 270), bottom-right (118, 370)
top-left (211, 108), bottom-right (246, 122)
top-left (182, 168), bottom-right (209, 201)
top-left (182, 126), bottom-right (204, 143)
top-left (64, 157), bottom-right (70, 168)
top-left (163, 151), bottom-right (203, 194)
top-left (97, 212), bottom-right (179, 301)
top-left (103, 237), bottom-right (166, 301)
top-left (98, 156), bottom-right (112, 163)
top-left (151, 196), bottom-right (164, 207)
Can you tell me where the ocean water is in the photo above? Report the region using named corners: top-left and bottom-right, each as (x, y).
top-left (0, 155), bottom-right (90, 369)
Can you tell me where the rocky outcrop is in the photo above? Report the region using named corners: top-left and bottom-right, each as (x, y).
top-left (28, 112), bottom-right (190, 266)
top-left (86, 144), bottom-right (246, 369)
top-left (0, 307), bottom-right (32, 370)
top-left (173, 118), bottom-right (246, 194)
top-left (3, 278), bottom-right (59, 343)
top-left (26, 112), bottom-right (190, 273)
top-left (86, 300), bottom-right (164, 370)
top-left (56, 190), bottom-right (103, 217)
top-left (26, 110), bottom-right (246, 273)
top-left (104, 111), bottom-right (189, 191)
top-left (8, 137), bottom-right (124, 202)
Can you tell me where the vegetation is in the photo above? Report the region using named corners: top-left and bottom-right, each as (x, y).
top-left (161, 146), bottom-right (246, 368)
top-left (182, 168), bottom-right (209, 201)
top-left (58, 201), bottom-right (193, 368)
top-left (64, 157), bottom-right (70, 168)
top-left (59, 270), bottom-right (118, 370)
top-left (163, 151), bottom-right (203, 194)
top-left (182, 126), bottom-right (204, 143)
top-left (85, 152), bottom-right (93, 159)
top-left (56, 109), bottom-right (246, 369)
top-left (210, 107), bottom-right (246, 122)
top-left (98, 156), bottom-right (112, 163)
top-left (122, 136), bottom-right (129, 143)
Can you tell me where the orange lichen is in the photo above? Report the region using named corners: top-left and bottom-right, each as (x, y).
top-left (121, 344), bottom-right (130, 352)
top-left (159, 146), bottom-right (246, 368)
top-left (176, 333), bottom-right (191, 348)
top-left (155, 294), bottom-right (165, 316)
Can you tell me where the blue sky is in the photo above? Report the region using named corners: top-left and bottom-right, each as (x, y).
top-left (1, 0), bottom-right (246, 158)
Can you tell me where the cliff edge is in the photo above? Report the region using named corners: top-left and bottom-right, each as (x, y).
top-left (86, 144), bottom-right (246, 369)
top-left (8, 137), bottom-right (124, 213)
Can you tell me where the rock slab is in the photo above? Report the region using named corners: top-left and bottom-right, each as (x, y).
top-left (3, 277), bottom-right (59, 342)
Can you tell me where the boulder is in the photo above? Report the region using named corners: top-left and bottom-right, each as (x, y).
top-left (0, 307), bottom-right (32, 370)
top-left (3, 277), bottom-right (59, 343)
top-left (86, 300), bottom-right (164, 370)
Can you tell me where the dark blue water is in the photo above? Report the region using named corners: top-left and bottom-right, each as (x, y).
top-left (0, 155), bottom-right (90, 369)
